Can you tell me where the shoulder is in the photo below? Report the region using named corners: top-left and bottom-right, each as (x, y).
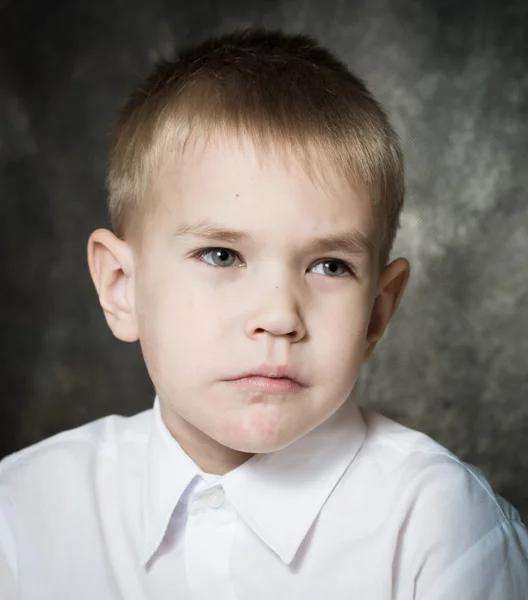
top-left (357, 407), bottom-right (518, 525)
top-left (0, 407), bottom-right (152, 491)
top-left (0, 408), bottom-right (154, 586)
top-left (355, 408), bottom-right (528, 597)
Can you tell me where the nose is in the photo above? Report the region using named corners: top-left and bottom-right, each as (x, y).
top-left (244, 280), bottom-right (307, 343)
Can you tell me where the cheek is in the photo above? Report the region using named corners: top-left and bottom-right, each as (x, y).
top-left (312, 316), bottom-right (368, 394)
top-left (138, 283), bottom-right (228, 374)
top-left (318, 316), bottom-right (367, 359)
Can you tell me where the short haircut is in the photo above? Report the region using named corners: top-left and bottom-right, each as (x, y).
top-left (107, 28), bottom-right (404, 268)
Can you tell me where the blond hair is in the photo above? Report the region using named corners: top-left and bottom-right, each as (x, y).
top-left (107, 29), bottom-right (404, 267)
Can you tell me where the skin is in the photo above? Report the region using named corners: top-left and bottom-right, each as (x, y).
top-left (88, 133), bottom-right (410, 475)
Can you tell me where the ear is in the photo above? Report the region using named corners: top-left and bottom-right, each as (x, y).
top-left (362, 257), bottom-right (410, 364)
top-left (87, 228), bottom-right (139, 342)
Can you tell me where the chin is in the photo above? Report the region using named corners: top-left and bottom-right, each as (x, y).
top-left (209, 402), bottom-right (310, 454)
top-left (217, 427), bottom-right (300, 455)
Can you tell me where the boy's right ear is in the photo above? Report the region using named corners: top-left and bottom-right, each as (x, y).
top-left (87, 229), bottom-right (139, 342)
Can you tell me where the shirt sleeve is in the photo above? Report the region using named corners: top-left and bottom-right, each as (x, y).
top-left (420, 516), bottom-right (528, 600)
top-left (0, 546), bottom-right (18, 600)
top-left (0, 495), bottom-right (18, 600)
top-left (404, 458), bottom-right (528, 600)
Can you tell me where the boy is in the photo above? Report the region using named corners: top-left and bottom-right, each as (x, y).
top-left (1, 28), bottom-right (527, 600)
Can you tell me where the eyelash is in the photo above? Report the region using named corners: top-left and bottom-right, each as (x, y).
top-left (191, 247), bottom-right (355, 278)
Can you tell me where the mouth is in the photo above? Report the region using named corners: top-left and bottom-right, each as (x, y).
top-left (225, 365), bottom-right (307, 394)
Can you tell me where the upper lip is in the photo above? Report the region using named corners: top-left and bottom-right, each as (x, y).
top-left (228, 364), bottom-right (307, 385)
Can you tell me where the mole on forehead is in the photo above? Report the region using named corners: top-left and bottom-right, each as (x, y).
top-left (172, 219), bottom-right (375, 258)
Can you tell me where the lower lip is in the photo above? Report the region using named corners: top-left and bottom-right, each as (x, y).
top-left (227, 376), bottom-right (304, 393)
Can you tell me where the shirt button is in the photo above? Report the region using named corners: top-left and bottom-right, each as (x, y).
top-left (204, 486), bottom-right (225, 509)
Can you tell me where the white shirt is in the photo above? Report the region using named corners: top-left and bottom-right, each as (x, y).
top-left (0, 397), bottom-right (527, 600)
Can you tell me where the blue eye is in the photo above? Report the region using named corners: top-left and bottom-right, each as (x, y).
top-left (311, 260), bottom-right (352, 277)
top-left (199, 248), bottom-right (240, 267)
top-left (194, 249), bottom-right (353, 277)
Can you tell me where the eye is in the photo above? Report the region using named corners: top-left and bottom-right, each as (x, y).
top-left (196, 247), bottom-right (242, 268)
top-left (311, 259), bottom-right (353, 277)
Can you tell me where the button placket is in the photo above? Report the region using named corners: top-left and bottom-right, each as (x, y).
top-left (185, 485), bottom-right (238, 599)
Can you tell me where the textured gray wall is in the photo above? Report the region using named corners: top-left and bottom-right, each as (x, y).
top-left (1, 0), bottom-right (527, 522)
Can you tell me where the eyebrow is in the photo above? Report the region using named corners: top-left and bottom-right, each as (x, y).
top-left (173, 219), bottom-right (374, 257)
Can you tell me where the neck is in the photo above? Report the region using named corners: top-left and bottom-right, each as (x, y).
top-left (160, 404), bottom-right (254, 475)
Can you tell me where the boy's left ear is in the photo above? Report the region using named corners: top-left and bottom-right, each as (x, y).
top-left (362, 258), bottom-right (410, 364)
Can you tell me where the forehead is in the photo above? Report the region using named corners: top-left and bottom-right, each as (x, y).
top-left (151, 131), bottom-right (378, 250)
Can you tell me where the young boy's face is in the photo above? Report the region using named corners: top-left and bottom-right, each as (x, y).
top-left (89, 133), bottom-right (409, 473)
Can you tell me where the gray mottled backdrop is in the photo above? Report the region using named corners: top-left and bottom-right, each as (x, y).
top-left (1, 0), bottom-right (527, 522)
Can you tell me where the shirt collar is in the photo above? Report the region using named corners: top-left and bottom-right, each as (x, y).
top-left (141, 395), bottom-right (366, 566)
top-left (141, 397), bottom-right (201, 566)
top-left (223, 398), bottom-right (366, 564)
